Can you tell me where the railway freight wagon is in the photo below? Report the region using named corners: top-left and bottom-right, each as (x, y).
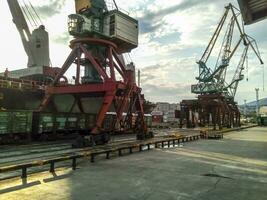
top-left (258, 116), bottom-right (267, 126)
top-left (0, 111), bottom-right (32, 144)
top-left (31, 112), bottom-right (97, 140)
top-left (0, 111), bottom-right (152, 144)
top-left (144, 114), bottom-right (152, 128)
top-left (0, 111), bottom-right (98, 144)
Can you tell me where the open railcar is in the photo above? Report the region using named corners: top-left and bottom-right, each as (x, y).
top-left (0, 111), bottom-right (152, 144)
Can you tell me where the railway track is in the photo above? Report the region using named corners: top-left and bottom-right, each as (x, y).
top-left (0, 129), bottom-right (202, 180)
top-left (0, 137), bottom-right (137, 180)
top-left (0, 130), bottom-right (200, 166)
top-left (0, 134), bottom-right (201, 181)
top-left (0, 135), bottom-right (138, 167)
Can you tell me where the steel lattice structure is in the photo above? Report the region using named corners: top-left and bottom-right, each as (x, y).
top-left (39, 0), bottom-right (152, 146)
top-left (181, 4), bottom-right (263, 130)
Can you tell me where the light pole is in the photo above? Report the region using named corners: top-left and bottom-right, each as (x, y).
top-left (244, 99), bottom-right (247, 119)
top-left (255, 88), bottom-right (259, 118)
top-left (138, 70), bottom-right (141, 87)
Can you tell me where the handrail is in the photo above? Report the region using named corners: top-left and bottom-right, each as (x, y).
top-left (0, 77), bottom-right (45, 91)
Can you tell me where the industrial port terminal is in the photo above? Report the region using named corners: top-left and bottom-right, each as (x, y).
top-left (0, 0), bottom-right (267, 199)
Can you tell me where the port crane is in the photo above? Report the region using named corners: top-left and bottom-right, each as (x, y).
top-left (191, 3), bottom-right (263, 100)
top-left (181, 3), bottom-right (263, 130)
top-left (7, 0), bottom-right (50, 68)
top-left (39, 0), bottom-right (152, 146)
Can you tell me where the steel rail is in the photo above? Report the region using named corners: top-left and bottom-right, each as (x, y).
top-left (0, 135), bottom-right (201, 181)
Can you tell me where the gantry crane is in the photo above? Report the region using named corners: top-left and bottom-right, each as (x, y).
top-left (39, 0), bottom-right (152, 147)
top-left (181, 3), bottom-right (263, 130)
top-left (7, 0), bottom-right (50, 68)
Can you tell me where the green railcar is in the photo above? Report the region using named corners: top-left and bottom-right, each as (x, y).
top-left (0, 112), bottom-right (10, 135)
top-left (32, 112), bottom-right (54, 134)
top-left (0, 111), bottom-right (32, 143)
top-left (55, 114), bottom-right (75, 131)
top-left (55, 113), bottom-right (97, 132)
top-left (144, 114), bottom-right (152, 128)
top-left (0, 110), bottom-right (149, 144)
top-left (86, 114), bottom-right (97, 129)
top-left (102, 113), bottom-right (116, 130)
top-left (55, 113), bottom-right (89, 132)
top-left (12, 111), bottom-right (32, 133)
top-left (32, 112), bottom-right (98, 137)
top-left (259, 116), bottom-right (267, 126)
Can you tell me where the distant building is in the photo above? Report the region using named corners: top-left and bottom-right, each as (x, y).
top-left (239, 105), bottom-right (256, 115)
top-left (153, 102), bottom-right (180, 114)
top-left (239, 98), bottom-right (267, 116)
top-left (153, 102), bottom-right (180, 123)
top-left (151, 111), bottom-right (163, 123)
top-left (259, 106), bottom-right (267, 116)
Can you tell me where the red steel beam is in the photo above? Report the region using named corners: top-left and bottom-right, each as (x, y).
top-left (46, 82), bottom-right (122, 94)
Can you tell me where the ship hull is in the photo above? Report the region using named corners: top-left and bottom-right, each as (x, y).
top-left (0, 88), bottom-right (44, 111)
top-left (0, 87), bottom-right (114, 114)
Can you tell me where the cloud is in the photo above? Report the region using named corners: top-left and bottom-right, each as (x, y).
top-left (52, 32), bottom-right (71, 44)
top-left (35, 0), bottom-right (66, 18)
top-left (142, 82), bottom-right (193, 103)
top-left (137, 0), bottom-right (215, 34)
top-left (138, 58), bottom-right (198, 102)
top-left (144, 83), bottom-right (190, 96)
top-left (130, 0), bottom-right (226, 70)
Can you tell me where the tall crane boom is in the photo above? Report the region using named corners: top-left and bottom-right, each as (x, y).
top-left (7, 0), bottom-right (50, 68)
top-left (7, 0), bottom-right (32, 63)
top-left (214, 16), bottom-right (235, 88)
top-left (191, 3), bottom-right (263, 100)
top-left (200, 6), bottom-right (230, 64)
top-left (228, 45), bottom-right (248, 97)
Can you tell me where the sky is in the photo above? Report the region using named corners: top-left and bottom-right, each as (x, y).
top-left (0, 0), bottom-right (266, 104)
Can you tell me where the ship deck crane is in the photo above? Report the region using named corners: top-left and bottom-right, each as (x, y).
top-left (7, 0), bottom-right (50, 68)
top-left (5, 0), bottom-right (62, 83)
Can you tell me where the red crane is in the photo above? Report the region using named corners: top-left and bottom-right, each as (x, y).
top-left (39, 1), bottom-right (153, 147)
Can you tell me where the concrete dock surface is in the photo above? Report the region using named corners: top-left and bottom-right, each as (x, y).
top-left (0, 127), bottom-right (266, 200)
